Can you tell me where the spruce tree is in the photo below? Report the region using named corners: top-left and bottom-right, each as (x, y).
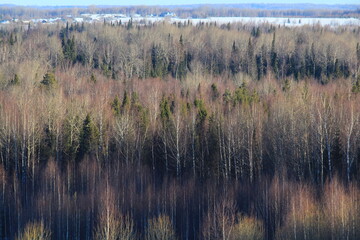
top-left (160, 96), bottom-right (171, 124)
top-left (90, 73), bottom-right (97, 83)
top-left (41, 72), bottom-right (57, 89)
top-left (111, 96), bottom-right (121, 116)
top-left (121, 91), bottom-right (130, 113)
top-left (78, 114), bottom-right (99, 160)
top-left (271, 32), bottom-right (278, 76)
top-left (10, 74), bottom-right (20, 85)
top-left (9, 32), bottom-right (15, 45)
top-left (230, 41), bottom-right (240, 75)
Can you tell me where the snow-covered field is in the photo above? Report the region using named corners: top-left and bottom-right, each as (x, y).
top-left (135, 16), bottom-right (360, 27)
top-left (3, 14), bottom-right (360, 27)
top-left (173, 17), bottom-right (360, 27)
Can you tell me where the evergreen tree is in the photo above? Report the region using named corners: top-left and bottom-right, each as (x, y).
top-left (214, 48), bottom-right (226, 75)
top-left (357, 43), bottom-right (360, 65)
top-left (270, 32), bottom-right (278, 76)
top-left (167, 50), bottom-right (176, 77)
top-left (78, 114), bottom-right (99, 159)
top-left (230, 41), bottom-right (240, 75)
top-left (223, 89), bottom-right (232, 104)
top-left (211, 83), bottom-right (220, 100)
top-left (127, 18), bottom-right (133, 30)
top-left (10, 74), bottom-right (20, 85)
top-left (282, 79), bottom-right (291, 92)
top-left (179, 34), bottom-right (183, 47)
top-left (310, 43), bottom-right (317, 78)
top-left (356, 43), bottom-right (360, 77)
top-left (62, 35), bottom-right (76, 62)
top-left (194, 99), bottom-right (207, 123)
top-left (256, 54), bottom-right (263, 81)
top-left (122, 91), bottom-right (130, 111)
top-left (90, 73), bottom-right (97, 83)
top-left (177, 57), bottom-right (188, 80)
top-left (251, 26), bottom-right (260, 38)
top-left (111, 96), bottom-right (121, 116)
top-left (41, 72), bottom-right (57, 89)
top-left (151, 44), bottom-right (168, 78)
top-left (246, 37), bottom-right (254, 75)
top-left (160, 96), bottom-right (172, 124)
top-left (351, 79), bottom-right (360, 93)
top-left (233, 83), bottom-right (259, 106)
top-left (9, 32), bottom-right (15, 46)
top-left (41, 125), bottom-right (56, 160)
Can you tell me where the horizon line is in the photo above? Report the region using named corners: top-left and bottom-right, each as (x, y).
top-left (2, 3), bottom-right (360, 7)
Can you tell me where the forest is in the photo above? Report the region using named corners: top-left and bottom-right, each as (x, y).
top-left (0, 18), bottom-right (359, 239)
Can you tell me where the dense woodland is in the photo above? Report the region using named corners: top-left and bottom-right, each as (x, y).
top-left (0, 19), bottom-right (359, 239)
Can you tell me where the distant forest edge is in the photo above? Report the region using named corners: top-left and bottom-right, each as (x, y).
top-left (0, 18), bottom-right (360, 239)
top-left (0, 4), bottom-right (360, 19)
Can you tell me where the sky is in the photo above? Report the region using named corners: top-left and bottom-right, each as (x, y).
top-left (2, 0), bottom-right (360, 6)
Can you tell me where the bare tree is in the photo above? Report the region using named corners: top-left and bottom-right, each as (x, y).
top-left (16, 221), bottom-right (51, 240)
top-left (95, 183), bottom-right (135, 240)
top-left (146, 214), bottom-right (176, 240)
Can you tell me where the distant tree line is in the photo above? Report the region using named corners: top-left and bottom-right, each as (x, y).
top-left (0, 5), bottom-right (359, 20)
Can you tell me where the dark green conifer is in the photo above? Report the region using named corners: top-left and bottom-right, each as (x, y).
top-left (78, 114), bottom-right (99, 159)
